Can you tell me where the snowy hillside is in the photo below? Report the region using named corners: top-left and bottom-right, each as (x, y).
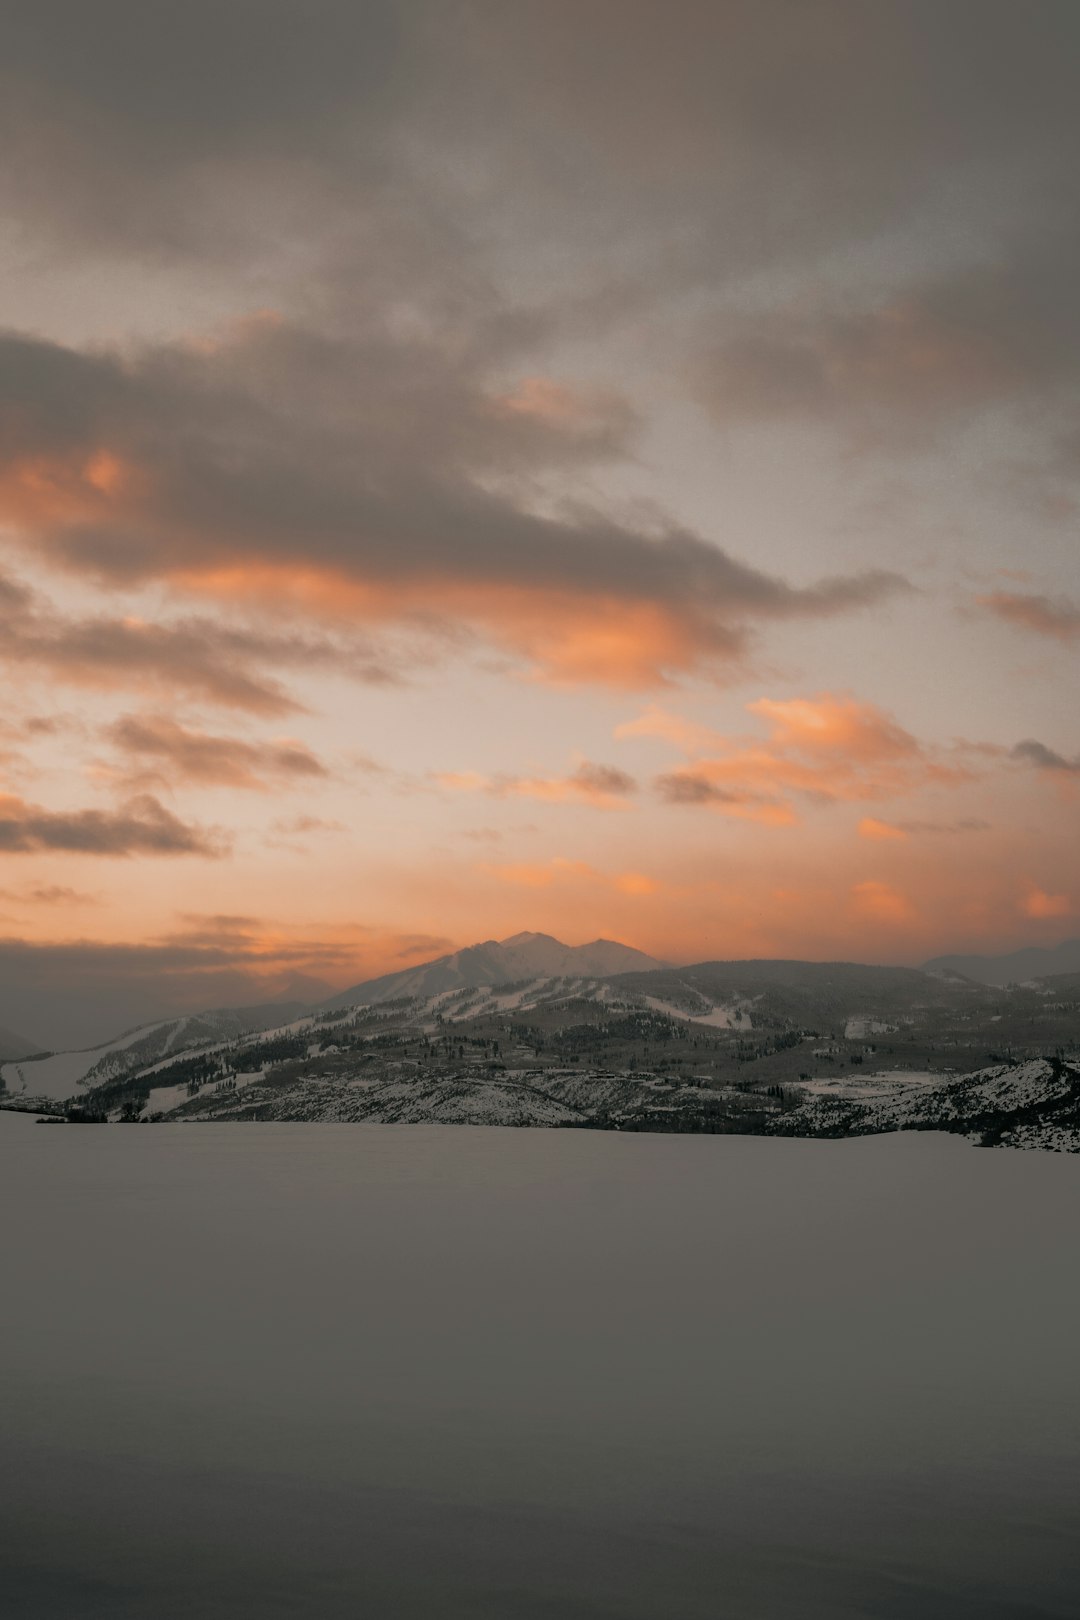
top-left (771, 1058), bottom-right (1080, 1152)
top-left (0, 998), bottom-right (312, 1105)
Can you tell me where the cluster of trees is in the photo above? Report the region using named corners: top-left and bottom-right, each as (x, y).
top-left (735, 1030), bottom-right (802, 1063)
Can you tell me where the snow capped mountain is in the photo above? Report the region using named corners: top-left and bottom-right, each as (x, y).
top-left (0, 935), bottom-right (664, 1104)
top-left (322, 932), bottom-right (665, 1010)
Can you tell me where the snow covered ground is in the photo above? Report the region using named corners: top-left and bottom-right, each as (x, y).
top-left (140, 1069), bottom-right (265, 1119)
top-left (642, 994), bottom-right (752, 1029)
top-left (780, 1058), bottom-right (1080, 1151)
top-left (796, 1070), bottom-right (944, 1101)
top-left (0, 1021), bottom-right (174, 1103)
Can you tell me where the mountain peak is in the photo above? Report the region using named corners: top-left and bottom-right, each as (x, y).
top-left (322, 931), bottom-right (664, 1011)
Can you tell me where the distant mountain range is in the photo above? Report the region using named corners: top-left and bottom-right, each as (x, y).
top-left (15, 926), bottom-right (1073, 1152)
top-left (6, 930), bottom-right (1080, 1145)
top-left (924, 938), bottom-right (1080, 986)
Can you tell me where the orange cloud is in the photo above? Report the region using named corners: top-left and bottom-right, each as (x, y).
top-left (859, 817), bottom-right (908, 841)
top-left (746, 695), bottom-right (917, 760)
top-left (616, 705), bottom-right (725, 754)
top-left (631, 693), bottom-right (980, 824)
top-left (1022, 886), bottom-right (1072, 919)
top-left (173, 567), bottom-right (746, 689)
top-left (614, 870), bottom-right (661, 896)
top-left (0, 326), bottom-right (904, 692)
top-left (850, 880), bottom-right (916, 925)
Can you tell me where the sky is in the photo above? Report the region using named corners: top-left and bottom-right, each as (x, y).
top-left (2, 1), bottom-right (1079, 1045)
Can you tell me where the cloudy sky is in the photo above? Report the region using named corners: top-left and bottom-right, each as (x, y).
top-left (2, 1), bottom-right (1079, 1042)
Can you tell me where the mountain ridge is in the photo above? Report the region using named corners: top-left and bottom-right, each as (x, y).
top-left (9, 931), bottom-right (1080, 1119)
top-left (321, 932), bottom-right (666, 1011)
top-left (923, 938), bottom-right (1080, 986)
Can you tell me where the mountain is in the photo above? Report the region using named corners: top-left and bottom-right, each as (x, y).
top-left (924, 938), bottom-right (1080, 986)
top-left (0, 1022), bottom-right (45, 1061)
top-left (19, 934), bottom-right (1080, 1152)
top-left (26, 927), bottom-right (1080, 1151)
top-left (322, 932), bottom-right (665, 1010)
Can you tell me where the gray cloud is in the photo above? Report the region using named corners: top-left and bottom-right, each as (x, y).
top-left (108, 714), bottom-right (328, 790)
top-left (18, 2), bottom-right (1077, 686)
top-left (567, 763), bottom-right (637, 798)
top-left (1012, 740), bottom-right (1080, 774)
top-left (0, 2), bottom-right (406, 261)
top-left (0, 793), bottom-right (226, 857)
top-left (0, 325), bottom-right (905, 684)
top-left (0, 2), bottom-right (1074, 723)
top-left (697, 267), bottom-right (1078, 427)
top-left (0, 566), bottom-right (395, 713)
top-left (979, 592), bottom-right (1080, 641)
top-left (654, 774), bottom-right (755, 808)
top-left (6, 2), bottom-right (1075, 278)
top-left (0, 883), bottom-right (99, 906)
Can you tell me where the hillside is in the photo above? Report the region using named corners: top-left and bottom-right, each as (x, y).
top-left (0, 997), bottom-right (313, 1104)
top-left (769, 1058), bottom-right (1080, 1153)
top-left (609, 958), bottom-right (985, 1027)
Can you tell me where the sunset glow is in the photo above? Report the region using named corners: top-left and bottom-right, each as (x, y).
top-left (1, 1), bottom-right (1078, 1045)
